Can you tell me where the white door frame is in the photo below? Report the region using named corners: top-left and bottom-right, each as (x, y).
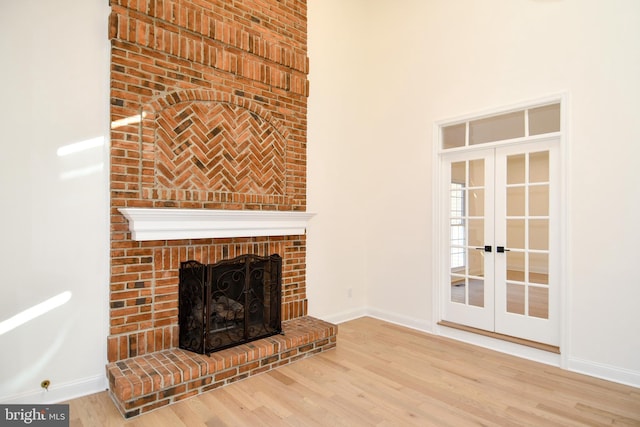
top-left (431, 93), bottom-right (570, 367)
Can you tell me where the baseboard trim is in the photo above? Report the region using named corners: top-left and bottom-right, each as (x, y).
top-left (568, 357), bottom-right (640, 389)
top-left (364, 308), bottom-right (432, 332)
top-left (438, 320), bottom-right (560, 354)
top-left (317, 307), bottom-right (432, 333)
top-left (435, 323), bottom-right (562, 366)
top-left (1, 374), bottom-right (107, 405)
top-left (313, 307), bottom-right (368, 325)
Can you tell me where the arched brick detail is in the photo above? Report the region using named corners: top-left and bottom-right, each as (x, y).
top-left (144, 89), bottom-right (289, 140)
top-left (140, 90), bottom-right (293, 207)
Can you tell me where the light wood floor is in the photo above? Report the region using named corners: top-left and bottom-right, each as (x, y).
top-left (66, 317), bottom-right (640, 426)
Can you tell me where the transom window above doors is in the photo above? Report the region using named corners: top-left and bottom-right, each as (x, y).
top-left (441, 103), bottom-right (561, 150)
top-left (436, 95), bottom-right (566, 348)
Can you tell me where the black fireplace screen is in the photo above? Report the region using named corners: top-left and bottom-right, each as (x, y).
top-left (178, 254), bottom-right (282, 355)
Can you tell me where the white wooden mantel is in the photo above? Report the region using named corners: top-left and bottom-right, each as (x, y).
top-left (118, 208), bottom-right (316, 241)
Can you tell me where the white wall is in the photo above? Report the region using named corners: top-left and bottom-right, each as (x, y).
top-left (308, 0), bottom-right (640, 386)
top-left (0, 0), bottom-right (637, 404)
top-left (0, 0), bottom-right (110, 402)
top-left (307, 0), bottom-right (372, 321)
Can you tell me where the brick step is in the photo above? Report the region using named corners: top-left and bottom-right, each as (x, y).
top-left (106, 316), bottom-right (337, 418)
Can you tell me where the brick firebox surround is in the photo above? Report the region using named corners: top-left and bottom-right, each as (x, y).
top-left (106, 0), bottom-right (336, 417)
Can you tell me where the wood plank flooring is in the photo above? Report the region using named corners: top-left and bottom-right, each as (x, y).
top-left (66, 317), bottom-right (640, 426)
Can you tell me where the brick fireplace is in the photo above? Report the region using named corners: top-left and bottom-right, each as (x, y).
top-left (106, 0), bottom-right (336, 417)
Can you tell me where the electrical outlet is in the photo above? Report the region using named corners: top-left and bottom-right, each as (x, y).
top-left (347, 288), bottom-right (352, 298)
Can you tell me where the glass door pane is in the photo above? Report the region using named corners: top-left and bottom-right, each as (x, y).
top-left (443, 149), bottom-right (495, 332)
top-left (494, 141), bottom-right (559, 346)
top-left (449, 160), bottom-right (486, 307)
top-left (499, 150), bottom-right (551, 319)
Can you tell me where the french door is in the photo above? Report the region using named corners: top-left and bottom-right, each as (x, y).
top-left (441, 139), bottom-right (559, 346)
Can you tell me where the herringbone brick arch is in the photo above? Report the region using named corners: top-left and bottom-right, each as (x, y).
top-left (154, 101), bottom-right (286, 196)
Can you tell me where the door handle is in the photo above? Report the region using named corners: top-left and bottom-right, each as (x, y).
top-left (496, 246), bottom-right (511, 253)
top-left (475, 245), bottom-right (492, 252)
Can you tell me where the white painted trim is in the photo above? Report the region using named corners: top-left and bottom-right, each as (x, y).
top-left (320, 308), bottom-right (432, 332)
top-left (436, 132), bottom-right (561, 155)
top-left (319, 307), bottom-right (368, 325)
top-left (567, 357), bottom-right (640, 389)
top-left (119, 208), bottom-right (316, 241)
top-left (435, 323), bottom-right (561, 366)
top-left (431, 92), bottom-right (570, 362)
top-left (434, 93), bottom-right (566, 129)
top-left (559, 91), bottom-right (572, 370)
top-left (0, 374), bottom-right (107, 405)
top-left (431, 121), bottom-right (444, 334)
top-left (365, 308), bottom-right (432, 332)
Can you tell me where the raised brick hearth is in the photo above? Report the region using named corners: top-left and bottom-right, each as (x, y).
top-left (107, 0), bottom-right (335, 417)
top-left (108, 317), bottom-right (336, 418)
